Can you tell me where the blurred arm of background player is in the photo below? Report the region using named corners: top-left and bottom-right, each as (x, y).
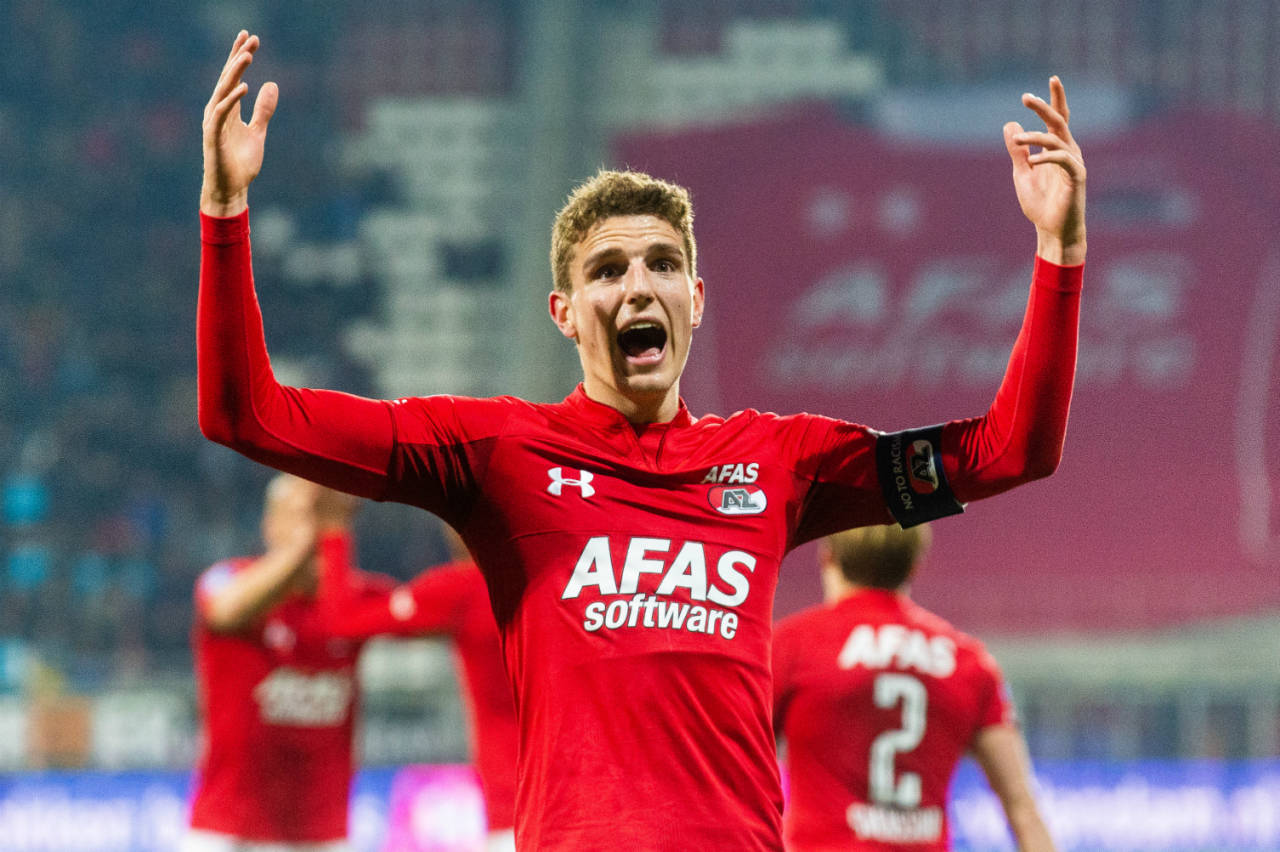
top-left (971, 725), bottom-right (1057, 852)
top-left (312, 524), bottom-right (520, 845)
top-left (201, 475), bottom-right (320, 633)
top-left (316, 523), bottom-right (480, 640)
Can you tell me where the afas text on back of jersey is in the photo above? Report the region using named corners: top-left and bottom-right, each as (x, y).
top-left (837, 624), bottom-right (957, 678)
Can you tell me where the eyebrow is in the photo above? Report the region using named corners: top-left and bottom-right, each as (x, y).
top-left (581, 241), bottom-right (685, 271)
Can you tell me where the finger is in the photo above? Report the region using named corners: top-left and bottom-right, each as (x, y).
top-left (1027, 149), bottom-right (1085, 180)
top-left (1049, 75), bottom-right (1069, 125)
top-left (1021, 92), bottom-right (1070, 139)
top-left (1012, 130), bottom-right (1071, 151)
top-left (207, 50), bottom-right (254, 116)
top-left (1003, 121), bottom-right (1031, 175)
top-left (206, 72), bottom-right (248, 127)
top-left (248, 81), bottom-right (279, 135)
top-left (205, 82), bottom-right (249, 140)
top-left (210, 37), bottom-right (259, 120)
top-left (210, 31), bottom-right (248, 98)
top-left (221, 30), bottom-right (249, 73)
top-left (215, 33), bottom-right (257, 91)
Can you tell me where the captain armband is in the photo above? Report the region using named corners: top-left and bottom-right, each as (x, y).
top-left (874, 425), bottom-right (964, 528)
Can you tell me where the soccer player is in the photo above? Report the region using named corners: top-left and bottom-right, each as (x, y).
top-left (198, 30), bottom-right (1085, 850)
top-left (316, 530), bottom-right (518, 850)
top-left (185, 474), bottom-right (374, 851)
top-left (771, 524), bottom-right (1056, 851)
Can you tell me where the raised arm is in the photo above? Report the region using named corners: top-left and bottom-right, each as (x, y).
top-left (198, 32), bottom-right (396, 498)
top-left (200, 478), bottom-right (319, 633)
top-left (971, 724), bottom-right (1058, 852)
top-left (941, 77), bottom-right (1086, 504)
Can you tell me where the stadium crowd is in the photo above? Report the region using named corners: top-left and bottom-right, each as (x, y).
top-left (0, 2), bottom-right (398, 682)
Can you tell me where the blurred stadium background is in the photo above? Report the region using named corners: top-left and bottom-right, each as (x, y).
top-left (1, 0), bottom-right (1278, 849)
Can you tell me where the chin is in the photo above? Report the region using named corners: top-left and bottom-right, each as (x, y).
top-left (619, 372), bottom-right (674, 398)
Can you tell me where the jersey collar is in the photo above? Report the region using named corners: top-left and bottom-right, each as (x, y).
top-left (836, 587), bottom-right (907, 613)
top-left (563, 383), bottom-right (694, 430)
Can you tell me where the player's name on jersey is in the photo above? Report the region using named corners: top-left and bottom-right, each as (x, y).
top-left (561, 536), bottom-right (758, 640)
top-left (848, 803), bottom-right (943, 843)
top-left (837, 624), bottom-right (957, 678)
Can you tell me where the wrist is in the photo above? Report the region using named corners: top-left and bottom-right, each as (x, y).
top-left (200, 187), bottom-right (249, 219)
top-left (1035, 230), bottom-right (1086, 266)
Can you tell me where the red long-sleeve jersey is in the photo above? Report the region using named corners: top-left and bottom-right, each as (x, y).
top-left (316, 548), bottom-right (517, 832)
top-left (198, 210), bottom-right (1080, 851)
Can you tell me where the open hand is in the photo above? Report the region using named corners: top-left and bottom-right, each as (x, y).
top-left (1003, 76), bottom-right (1086, 265)
top-left (201, 31), bottom-right (278, 217)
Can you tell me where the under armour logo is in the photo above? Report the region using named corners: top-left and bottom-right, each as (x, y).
top-left (547, 467), bottom-right (595, 498)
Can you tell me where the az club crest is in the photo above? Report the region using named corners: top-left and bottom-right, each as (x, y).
top-left (708, 485), bottom-right (768, 516)
top-left (906, 439), bottom-right (939, 494)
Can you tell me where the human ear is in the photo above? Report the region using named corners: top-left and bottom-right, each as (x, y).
top-left (691, 277), bottom-right (706, 328)
top-left (549, 290), bottom-right (577, 340)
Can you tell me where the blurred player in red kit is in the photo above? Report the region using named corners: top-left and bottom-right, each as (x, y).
top-left (184, 474), bottom-right (371, 851)
top-left (317, 528), bottom-right (518, 851)
top-left (187, 476), bottom-right (517, 851)
top-left (198, 30), bottom-right (1085, 851)
top-left (772, 523), bottom-right (1056, 852)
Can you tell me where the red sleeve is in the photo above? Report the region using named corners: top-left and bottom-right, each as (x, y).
top-left (198, 211), bottom-right (396, 499)
top-left (313, 530), bottom-right (399, 637)
top-left (788, 260), bottom-right (1079, 538)
top-left (971, 645), bottom-right (1016, 736)
top-left (319, 558), bottom-right (475, 640)
top-left (942, 258), bottom-right (1082, 502)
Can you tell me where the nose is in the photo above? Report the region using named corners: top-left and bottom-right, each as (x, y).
top-left (622, 259), bottom-right (655, 303)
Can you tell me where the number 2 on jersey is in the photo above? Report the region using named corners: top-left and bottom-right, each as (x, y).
top-left (869, 673), bottom-right (926, 807)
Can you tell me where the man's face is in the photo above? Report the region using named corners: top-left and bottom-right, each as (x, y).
top-left (549, 215), bottom-right (704, 422)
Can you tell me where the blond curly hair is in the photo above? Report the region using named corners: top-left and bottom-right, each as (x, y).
top-left (550, 169), bottom-right (697, 293)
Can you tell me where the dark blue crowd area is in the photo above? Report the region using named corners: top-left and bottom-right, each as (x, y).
top-left (0, 1), bottom-right (457, 686)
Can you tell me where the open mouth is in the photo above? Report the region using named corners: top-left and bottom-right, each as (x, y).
top-left (617, 321), bottom-right (668, 364)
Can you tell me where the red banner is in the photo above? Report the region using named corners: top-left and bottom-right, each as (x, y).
top-left (616, 107), bottom-right (1280, 631)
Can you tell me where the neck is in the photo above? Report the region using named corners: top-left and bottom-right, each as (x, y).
top-left (828, 582), bottom-right (906, 604)
top-left (821, 567), bottom-right (852, 603)
top-left (822, 572), bottom-right (899, 604)
top-left (582, 378), bottom-right (681, 424)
